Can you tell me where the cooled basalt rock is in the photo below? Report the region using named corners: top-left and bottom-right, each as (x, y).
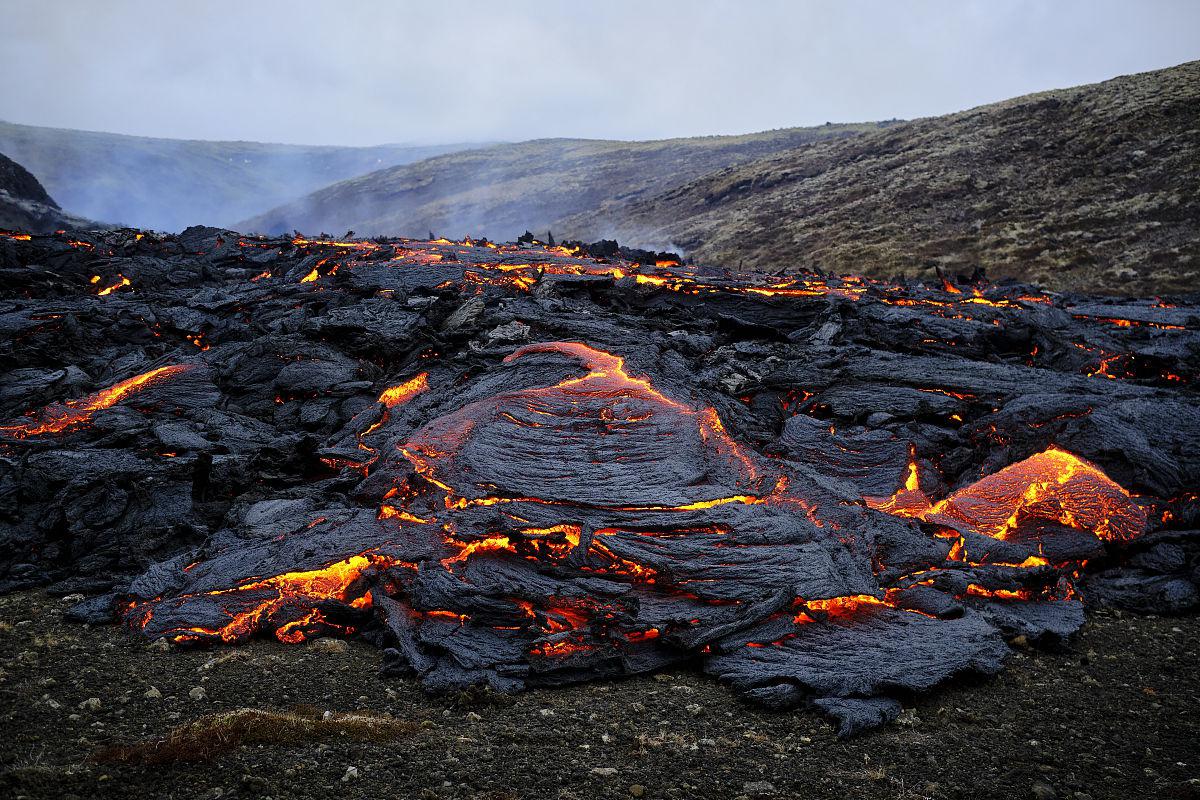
top-left (0, 227), bottom-right (1197, 735)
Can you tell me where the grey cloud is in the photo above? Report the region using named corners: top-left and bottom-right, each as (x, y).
top-left (1, 0), bottom-right (1198, 146)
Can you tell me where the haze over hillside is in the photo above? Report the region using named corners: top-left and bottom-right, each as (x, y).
top-left (0, 121), bottom-right (480, 231)
top-left (237, 123), bottom-right (892, 244)
top-left (6, 61), bottom-right (1196, 295)
top-left (0, 152), bottom-right (93, 232)
top-left (240, 61), bottom-right (1198, 295)
top-left (562, 61), bottom-right (1200, 295)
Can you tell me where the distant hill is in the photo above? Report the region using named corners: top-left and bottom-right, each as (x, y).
top-left (559, 61), bottom-right (1200, 295)
top-left (236, 123), bottom-right (893, 244)
top-left (0, 121), bottom-right (480, 232)
top-left (0, 152), bottom-right (93, 232)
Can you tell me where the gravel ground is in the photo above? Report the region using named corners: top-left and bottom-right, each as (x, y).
top-left (1, 590), bottom-right (1197, 800)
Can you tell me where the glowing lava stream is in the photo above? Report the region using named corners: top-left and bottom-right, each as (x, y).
top-left (0, 365), bottom-right (195, 439)
top-left (130, 345), bottom-right (1142, 649)
top-left (866, 445), bottom-right (1146, 542)
top-left (378, 372), bottom-right (430, 408)
top-left (279, 234), bottom-right (1067, 321)
top-left (132, 551), bottom-right (413, 644)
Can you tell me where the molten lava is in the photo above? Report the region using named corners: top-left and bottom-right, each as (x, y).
top-left (134, 551), bottom-right (411, 644)
top-left (868, 446), bottom-right (1146, 543)
top-left (377, 372), bottom-right (430, 407)
top-left (934, 447), bottom-right (1144, 541)
top-left (1, 365), bottom-right (194, 439)
top-left (397, 341), bottom-right (769, 512)
top-left (97, 275), bottom-right (131, 295)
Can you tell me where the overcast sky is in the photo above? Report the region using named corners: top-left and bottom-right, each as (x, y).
top-left (2, 0), bottom-right (1197, 147)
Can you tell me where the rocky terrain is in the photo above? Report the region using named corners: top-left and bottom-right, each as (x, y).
top-left (1, 29), bottom-right (1196, 800)
top-left (0, 121), bottom-right (478, 231)
top-left (0, 153), bottom-right (93, 233)
top-left (561, 61), bottom-right (1200, 295)
top-left (1, 223), bottom-right (1197, 743)
top-left (238, 123), bottom-right (889, 244)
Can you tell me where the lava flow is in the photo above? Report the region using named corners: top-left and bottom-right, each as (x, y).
top-left (397, 341), bottom-right (767, 509)
top-left (129, 551), bottom-right (411, 645)
top-left (378, 372), bottom-right (430, 408)
top-left (123, 338), bottom-right (1159, 732)
top-left (867, 446), bottom-right (1146, 543)
top-left (1, 364), bottom-right (194, 439)
top-left (2, 226), bottom-right (1196, 738)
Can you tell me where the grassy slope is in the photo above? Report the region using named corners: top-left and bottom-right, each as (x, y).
top-left (559, 61), bottom-right (1200, 294)
top-left (237, 123), bottom-right (893, 242)
top-left (0, 121), bottom-right (481, 231)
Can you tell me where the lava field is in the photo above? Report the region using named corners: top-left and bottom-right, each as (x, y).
top-left (1, 226), bottom-right (1197, 736)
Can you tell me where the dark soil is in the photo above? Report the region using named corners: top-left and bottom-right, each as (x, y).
top-left (1, 591), bottom-right (1196, 800)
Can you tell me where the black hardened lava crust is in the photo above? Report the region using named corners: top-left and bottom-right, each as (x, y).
top-left (0, 226), bottom-right (1197, 759)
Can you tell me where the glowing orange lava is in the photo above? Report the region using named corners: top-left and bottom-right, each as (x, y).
top-left (97, 275), bottom-right (131, 295)
top-left (2, 365), bottom-right (194, 439)
top-left (378, 373), bottom-right (430, 407)
top-left (144, 552), bottom-right (409, 644)
top-left (868, 446), bottom-right (1145, 542)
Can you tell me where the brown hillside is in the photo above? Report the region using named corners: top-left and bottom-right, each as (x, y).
top-left (560, 61), bottom-right (1200, 294)
top-left (237, 124), bottom-right (891, 242)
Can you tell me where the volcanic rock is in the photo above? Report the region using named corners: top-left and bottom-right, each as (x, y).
top-left (0, 152), bottom-right (95, 233)
top-left (0, 227), bottom-right (1196, 736)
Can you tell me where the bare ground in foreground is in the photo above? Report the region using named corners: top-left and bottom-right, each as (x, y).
top-left (0, 590), bottom-right (1197, 800)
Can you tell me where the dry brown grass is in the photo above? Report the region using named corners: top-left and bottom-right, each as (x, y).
top-left (92, 707), bottom-right (418, 764)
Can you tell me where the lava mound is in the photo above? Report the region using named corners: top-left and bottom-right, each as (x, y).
top-left (1, 227), bottom-right (1197, 735)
